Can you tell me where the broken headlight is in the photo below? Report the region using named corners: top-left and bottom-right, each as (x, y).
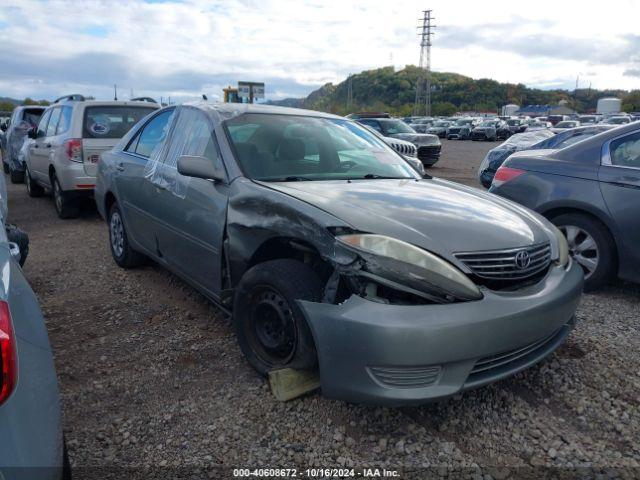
top-left (550, 224), bottom-right (570, 267)
top-left (337, 234), bottom-right (482, 303)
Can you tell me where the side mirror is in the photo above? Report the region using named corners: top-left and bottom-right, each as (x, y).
top-left (177, 155), bottom-right (225, 182)
top-left (8, 242), bottom-right (22, 265)
top-left (0, 123), bottom-right (7, 132)
top-left (27, 128), bottom-right (38, 139)
top-left (404, 156), bottom-right (425, 176)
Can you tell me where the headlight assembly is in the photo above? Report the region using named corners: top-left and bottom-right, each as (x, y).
top-left (336, 234), bottom-right (482, 302)
top-left (550, 225), bottom-right (570, 267)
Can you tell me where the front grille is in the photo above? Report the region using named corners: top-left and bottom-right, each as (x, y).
top-left (454, 242), bottom-right (551, 281)
top-left (468, 327), bottom-right (562, 378)
top-left (368, 365), bottom-right (442, 389)
top-left (448, 127), bottom-right (462, 134)
top-left (391, 143), bottom-right (416, 156)
top-left (417, 145), bottom-right (441, 160)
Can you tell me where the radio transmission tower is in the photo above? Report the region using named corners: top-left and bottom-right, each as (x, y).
top-left (413, 10), bottom-right (435, 116)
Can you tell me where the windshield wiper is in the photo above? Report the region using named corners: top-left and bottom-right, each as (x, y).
top-left (360, 174), bottom-right (411, 180)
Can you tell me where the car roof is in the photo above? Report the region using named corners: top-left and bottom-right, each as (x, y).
top-left (57, 100), bottom-right (161, 108)
top-left (185, 101), bottom-right (343, 121)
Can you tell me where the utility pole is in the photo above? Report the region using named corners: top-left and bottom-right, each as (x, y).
top-left (414, 9), bottom-right (435, 117)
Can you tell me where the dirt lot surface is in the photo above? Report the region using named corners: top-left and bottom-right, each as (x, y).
top-left (6, 139), bottom-right (640, 479)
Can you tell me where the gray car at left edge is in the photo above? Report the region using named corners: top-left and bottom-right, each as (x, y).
top-left (96, 103), bottom-right (583, 406)
top-left (0, 173), bottom-right (66, 480)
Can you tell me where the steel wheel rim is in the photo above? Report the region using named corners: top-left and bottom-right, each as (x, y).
top-left (559, 224), bottom-right (599, 279)
top-left (248, 286), bottom-right (297, 366)
top-left (109, 211), bottom-right (125, 258)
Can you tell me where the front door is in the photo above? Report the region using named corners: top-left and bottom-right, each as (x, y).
top-left (29, 108), bottom-right (53, 183)
top-left (599, 129), bottom-right (640, 276)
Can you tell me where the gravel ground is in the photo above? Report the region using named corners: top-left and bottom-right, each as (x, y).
top-left (5, 139), bottom-right (640, 479)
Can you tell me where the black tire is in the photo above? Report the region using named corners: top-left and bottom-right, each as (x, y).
top-left (5, 224), bottom-right (29, 267)
top-left (2, 162), bottom-right (9, 174)
top-left (52, 174), bottom-right (79, 219)
top-left (108, 203), bottom-right (145, 268)
top-left (25, 165), bottom-right (44, 197)
top-left (63, 436), bottom-right (72, 480)
top-left (233, 259), bottom-right (322, 375)
top-left (9, 167), bottom-right (24, 184)
top-left (551, 213), bottom-right (616, 291)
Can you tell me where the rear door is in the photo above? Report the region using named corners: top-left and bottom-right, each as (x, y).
top-left (599, 129), bottom-right (640, 276)
top-left (82, 105), bottom-right (158, 177)
top-left (149, 107), bottom-right (228, 298)
top-left (115, 108), bottom-right (175, 254)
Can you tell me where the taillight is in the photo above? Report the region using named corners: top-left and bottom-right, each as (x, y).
top-left (0, 301), bottom-right (17, 406)
top-left (492, 166), bottom-right (526, 188)
top-left (64, 138), bottom-right (83, 163)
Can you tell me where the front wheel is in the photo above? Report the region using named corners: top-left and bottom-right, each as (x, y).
top-left (9, 167), bottom-right (24, 184)
top-left (108, 203), bottom-right (145, 268)
top-left (551, 213), bottom-right (616, 291)
top-left (233, 259), bottom-right (322, 375)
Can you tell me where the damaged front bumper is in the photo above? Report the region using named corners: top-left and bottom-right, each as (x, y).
top-left (298, 261), bottom-right (583, 406)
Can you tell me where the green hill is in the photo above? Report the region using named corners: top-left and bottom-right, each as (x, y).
top-left (297, 66), bottom-right (631, 116)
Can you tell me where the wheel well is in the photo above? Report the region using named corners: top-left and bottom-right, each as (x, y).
top-left (48, 165), bottom-right (56, 183)
top-left (542, 206), bottom-right (619, 267)
top-left (104, 191), bottom-right (117, 215)
top-left (246, 237), bottom-right (332, 284)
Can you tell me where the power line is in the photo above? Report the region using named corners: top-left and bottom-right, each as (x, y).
top-left (413, 9), bottom-right (436, 117)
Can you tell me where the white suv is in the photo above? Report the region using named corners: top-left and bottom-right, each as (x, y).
top-left (25, 96), bottom-right (159, 218)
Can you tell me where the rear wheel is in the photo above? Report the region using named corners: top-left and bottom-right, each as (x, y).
top-left (108, 203), bottom-right (145, 268)
top-left (52, 175), bottom-right (79, 219)
top-left (551, 213), bottom-right (616, 291)
top-left (233, 259), bottom-right (321, 375)
top-left (25, 165), bottom-right (44, 197)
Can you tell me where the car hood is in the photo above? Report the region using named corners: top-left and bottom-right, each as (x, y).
top-left (259, 179), bottom-right (553, 262)
top-left (388, 133), bottom-right (440, 145)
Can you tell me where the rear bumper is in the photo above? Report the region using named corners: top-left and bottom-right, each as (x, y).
top-left (55, 162), bottom-right (96, 192)
top-left (300, 261), bottom-right (583, 406)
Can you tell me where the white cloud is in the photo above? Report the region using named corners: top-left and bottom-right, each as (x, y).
top-left (0, 0), bottom-right (638, 101)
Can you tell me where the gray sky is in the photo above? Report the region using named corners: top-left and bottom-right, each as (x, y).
top-left (1, 0), bottom-right (638, 102)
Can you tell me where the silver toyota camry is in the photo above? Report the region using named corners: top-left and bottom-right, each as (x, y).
top-left (95, 103), bottom-right (583, 406)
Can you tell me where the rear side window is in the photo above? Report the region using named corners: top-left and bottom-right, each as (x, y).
top-left (83, 106), bottom-right (156, 139)
top-left (56, 106), bottom-right (73, 135)
top-left (610, 132), bottom-right (640, 169)
top-left (46, 108), bottom-right (61, 137)
top-left (128, 109), bottom-right (174, 158)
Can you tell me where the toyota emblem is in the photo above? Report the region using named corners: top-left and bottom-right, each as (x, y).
top-left (514, 250), bottom-right (531, 270)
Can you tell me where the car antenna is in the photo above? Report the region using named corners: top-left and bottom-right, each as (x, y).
top-left (202, 94), bottom-right (208, 100)
top-left (114, 84), bottom-right (118, 101)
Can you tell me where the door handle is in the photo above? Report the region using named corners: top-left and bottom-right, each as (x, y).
top-left (45, 143), bottom-right (52, 148)
top-left (33, 144), bottom-right (38, 149)
top-left (116, 163), bottom-right (125, 172)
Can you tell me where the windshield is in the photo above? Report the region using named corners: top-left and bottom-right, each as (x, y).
top-left (607, 117), bottom-right (629, 124)
top-left (378, 119), bottom-right (416, 135)
top-left (225, 113), bottom-right (419, 182)
top-left (507, 119), bottom-right (521, 126)
top-left (432, 121), bottom-right (449, 127)
top-left (479, 121), bottom-right (495, 127)
top-left (555, 121), bottom-right (576, 128)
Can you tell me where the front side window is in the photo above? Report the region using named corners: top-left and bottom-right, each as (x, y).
top-left (610, 132), bottom-right (640, 169)
top-left (84, 106), bottom-right (157, 139)
top-left (129, 109), bottom-right (174, 158)
top-left (225, 113), bottom-right (419, 181)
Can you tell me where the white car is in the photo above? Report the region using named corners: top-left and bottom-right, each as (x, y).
top-left (25, 96), bottom-right (159, 218)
